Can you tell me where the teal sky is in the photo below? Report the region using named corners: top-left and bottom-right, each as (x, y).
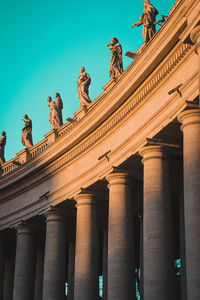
top-left (0, 0), bottom-right (175, 161)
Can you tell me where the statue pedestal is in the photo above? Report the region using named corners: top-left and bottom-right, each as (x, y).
top-left (16, 149), bottom-right (31, 164)
top-left (73, 105), bottom-right (88, 121)
top-left (44, 130), bottom-right (58, 145)
top-left (103, 79), bottom-right (116, 93)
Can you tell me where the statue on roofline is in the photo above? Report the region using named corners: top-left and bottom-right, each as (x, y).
top-left (48, 92), bottom-right (63, 130)
top-left (77, 67), bottom-right (91, 109)
top-left (131, 0), bottom-right (159, 43)
top-left (107, 37), bottom-right (123, 80)
top-left (0, 131), bottom-right (6, 165)
top-left (21, 114), bottom-right (33, 149)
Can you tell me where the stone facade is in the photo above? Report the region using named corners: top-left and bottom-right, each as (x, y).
top-left (0, 0), bottom-right (200, 299)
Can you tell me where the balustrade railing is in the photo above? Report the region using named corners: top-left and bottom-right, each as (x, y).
top-left (1, 158), bottom-right (20, 176)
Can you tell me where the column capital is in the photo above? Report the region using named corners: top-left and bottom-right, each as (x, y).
top-left (178, 109), bottom-right (200, 131)
top-left (190, 25), bottom-right (200, 54)
top-left (139, 145), bottom-right (167, 163)
top-left (44, 207), bottom-right (64, 223)
top-left (106, 167), bottom-right (129, 186)
top-left (15, 222), bottom-right (33, 235)
top-left (74, 189), bottom-right (96, 207)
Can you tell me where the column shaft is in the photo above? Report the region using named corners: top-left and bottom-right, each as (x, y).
top-left (68, 241), bottom-right (75, 300)
top-left (106, 171), bottom-right (135, 300)
top-left (178, 109), bottom-right (200, 300)
top-left (13, 224), bottom-right (35, 300)
top-left (34, 250), bottom-right (44, 300)
top-left (0, 240), bottom-right (4, 300)
top-left (43, 210), bottom-right (66, 300)
top-left (139, 217), bottom-right (143, 300)
top-left (179, 195), bottom-right (187, 300)
top-left (74, 192), bottom-right (99, 300)
top-left (102, 228), bottom-right (108, 300)
top-left (139, 146), bottom-right (175, 300)
top-left (3, 258), bottom-right (15, 300)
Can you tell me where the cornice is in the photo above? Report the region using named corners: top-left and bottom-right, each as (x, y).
top-left (0, 41), bottom-right (194, 202)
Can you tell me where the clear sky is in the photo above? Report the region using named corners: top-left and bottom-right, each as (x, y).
top-left (0, 0), bottom-right (175, 161)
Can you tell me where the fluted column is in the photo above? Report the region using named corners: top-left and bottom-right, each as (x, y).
top-left (43, 209), bottom-right (66, 300)
top-left (190, 25), bottom-right (200, 105)
top-left (178, 109), bottom-right (200, 300)
top-left (13, 223), bottom-right (35, 300)
top-left (34, 249), bottom-right (44, 300)
top-left (106, 170), bottom-right (135, 300)
top-left (139, 146), bottom-right (175, 300)
top-left (0, 240), bottom-right (4, 300)
top-left (74, 191), bottom-right (99, 300)
top-left (68, 241), bottom-right (75, 300)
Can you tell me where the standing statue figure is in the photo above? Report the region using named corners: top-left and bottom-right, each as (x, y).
top-left (107, 37), bottom-right (123, 80)
top-left (48, 93), bottom-right (63, 130)
top-left (131, 0), bottom-right (159, 43)
top-left (0, 131), bottom-right (6, 165)
top-left (77, 67), bottom-right (91, 108)
top-left (21, 115), bottom-right (33, 149)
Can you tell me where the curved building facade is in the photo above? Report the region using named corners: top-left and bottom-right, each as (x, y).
top-left (0, 0), bottom-right (200, 299)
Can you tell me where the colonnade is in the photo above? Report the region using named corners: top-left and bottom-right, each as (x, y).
top-left (0, 106), bottom-right (199, 300)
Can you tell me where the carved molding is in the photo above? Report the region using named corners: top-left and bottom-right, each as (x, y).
top-left (190, 25), bottom-right (200, 54)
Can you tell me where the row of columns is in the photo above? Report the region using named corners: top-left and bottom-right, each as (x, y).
top-left (0, 108), bottom-right (199, 300)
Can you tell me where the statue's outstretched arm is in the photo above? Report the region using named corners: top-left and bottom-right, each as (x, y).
top-left (131, 20), bottom-right (143, 28)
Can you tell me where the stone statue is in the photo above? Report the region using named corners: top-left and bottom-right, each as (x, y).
top-left (21, 115), bottom-right (33, 149)
top-left (131, 0), bottom-right (159, 43)
top-left (77, 67), bottom-right (91, 108)
top-left (0, 131), bottom-right (6, 165)
top-left (48, 93), bottom-right (63, 130)
top-left (107, 38), bottom-right (123, 80)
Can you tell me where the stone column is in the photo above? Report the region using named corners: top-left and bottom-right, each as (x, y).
top-left (139, 146), bottom-right (175, 300)
top-left (74, 191), bottom-right (99, 300)
top-left (43, 209), bottom-right (66, 300)
top-left (178, 109), bottom-right (200, 300)
top-left (13, 223), bottom-right (35, 300)
top-left (139, 217), bottom-right (143, 300)
top-left (0, 240), bottom-right (4, 300)
top-left (106, 170), bottom-right (135, 300)
top-left (3, 256), bottom-right (15, 300)
top-left (34, 249), bottom-right (44, 300)
top-left (190, 25), bottom-right (200, 105)
top-left (179, 195), bottom-right (187, 300)
top-left (102, 227), bottom-right (108, 300)
top-left (68, 241), bottom-right (75, 300)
